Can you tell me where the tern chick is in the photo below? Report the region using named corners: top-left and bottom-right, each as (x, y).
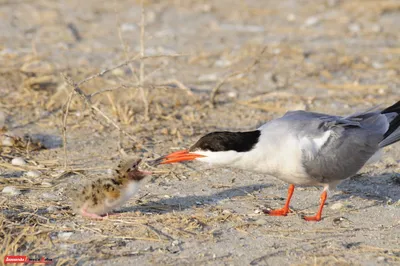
top-left (72, 158), bottom-right (151, 219)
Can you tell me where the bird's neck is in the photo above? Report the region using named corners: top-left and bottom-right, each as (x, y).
top-left (196, 150), bottom-right (247, 166)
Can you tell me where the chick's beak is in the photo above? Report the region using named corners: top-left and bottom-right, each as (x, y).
top-left (148, 150), bottom-right (205, 166)
top-left (139, 170), bottom-right (152, 175)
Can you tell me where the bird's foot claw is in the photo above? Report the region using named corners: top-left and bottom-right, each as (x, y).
top-left (262, 208), bottom-right (290, 216)
top-left (302, 214), bottom-right (322, 222)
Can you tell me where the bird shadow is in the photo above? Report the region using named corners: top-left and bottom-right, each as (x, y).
top-left (118, 172), bottom-right (399, 215)
top-left (331, 171), bottom-right (400, 202)
top-left (119, 184), bottom-right (271, 214)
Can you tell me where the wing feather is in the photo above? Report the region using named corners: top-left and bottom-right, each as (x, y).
top-left (280, 110), bottom-right (385, 183)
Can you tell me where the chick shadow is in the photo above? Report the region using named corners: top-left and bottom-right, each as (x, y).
top-left (120, 184), bottom-right (271, 214)
top-left (331, 172), bottom-right (400, 202)
top-left (30, 134), bottom-right (63, 149)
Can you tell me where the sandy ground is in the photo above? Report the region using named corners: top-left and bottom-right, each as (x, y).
top-left (0, 0), bottom-right (400, 265)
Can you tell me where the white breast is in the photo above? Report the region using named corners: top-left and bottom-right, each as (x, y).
top-left (194, 126), bottom-right (317, 185)
top-left (249, 130), bottom-right (313, 184)
top-left (121, 181), bottom-right (141, 202)
top-left (105, 181), bottom-right (141, 210)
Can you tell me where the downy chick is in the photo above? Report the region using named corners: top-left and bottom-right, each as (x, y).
top-left (72, 158), bottom-right (151, 219)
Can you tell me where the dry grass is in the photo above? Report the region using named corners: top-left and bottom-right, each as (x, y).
top-left (0, 197), bottom-right (247, 265)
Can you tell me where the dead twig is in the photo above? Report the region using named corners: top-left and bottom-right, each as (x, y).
top-left (139, 0), bottom-right (149, 120)
top-left (61, 74), bottom-right (144, 150)
top-left (317, 83), bottom-right (387, 92)
top-left (89, 84), bottom-right (129, 98)
top-left (62, 91), bottom-right (75, 169)
top-left (160, 79), bottom-right (193, 96)
top-left (114, 0), bottom-right (140, 83)
top-left (76, 53), bottom-right (185, 87)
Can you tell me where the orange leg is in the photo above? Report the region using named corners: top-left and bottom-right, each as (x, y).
top-left (303, 190), bottom-right (327, 222)
top-left (263, 184), bottom-right (295, 216)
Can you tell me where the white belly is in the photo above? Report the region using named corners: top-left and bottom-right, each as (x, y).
top-left (104, 181), bottom-right (141, 211)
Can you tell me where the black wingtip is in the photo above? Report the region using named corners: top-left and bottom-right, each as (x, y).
top-left (381, 101), bottom-right (400, 145)
top-left (381, 101), bottom-right (400, 114)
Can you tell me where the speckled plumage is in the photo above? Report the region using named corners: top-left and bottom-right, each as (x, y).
top-left (72, 157), bottom-right (150, 219)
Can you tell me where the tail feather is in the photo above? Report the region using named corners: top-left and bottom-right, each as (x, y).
top-left (379, 101), bottom-right (400, 148)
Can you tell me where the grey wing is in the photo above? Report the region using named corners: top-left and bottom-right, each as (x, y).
top-left (281, 110), bottom-right (387, 183)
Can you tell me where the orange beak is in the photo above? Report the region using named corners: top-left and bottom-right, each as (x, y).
top-left (149, 150), bottom-right (206, 166)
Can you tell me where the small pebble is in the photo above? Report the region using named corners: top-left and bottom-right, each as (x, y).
top-left (227, 91), bottom-right (237, 98)
top-left (111, 68), bottom-right (125, 76)
top-left (11, 157), bottom-right (27, 166)
top-left (272, 48), bottom-right (281, 55)
top-left (287, 14), bottom-right (296, 22)
top-left (305, 16), bottom-right (319, 27)
top-left (254, 209), bottom-right (262, 214)
top-left (2, 186), bottom-right (21, 196)
top-left (120, 23), bottom-right (137, 32)
top-left (214, 59), bottom-right (231, 67)
top-left (2, 136), bottom-right (14, 147)
top-left (26, 170), bottom-right (41, 178)
top-left (200, 4), bottom-right (211, 12)
top-left (59, 244), bottom-right (74, 250)
top-left (348, 23), bottom-right (361, 33)
top-left (198, 73), bottom-right (218, 82)
top-left (41, 192), bottom-right (60, 201)
top-left (254, 218), bottom-right (268, 225)
top-left (46, 206), bottom-right (59, 213)
top-left (371, 24), bottom-right (382, 33)
top-left (58, 232), bottom-right (73, 240)
top-left (171, 240), bottom-right (180, 246)
top-left (377, 256), bottom-right (386, 262)
top-left (222, 209), bottom-right (232, 215)
top-left (372, 62), bottom-right (384, 69)
top-left (330, 202), bottom-right (344, 210)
